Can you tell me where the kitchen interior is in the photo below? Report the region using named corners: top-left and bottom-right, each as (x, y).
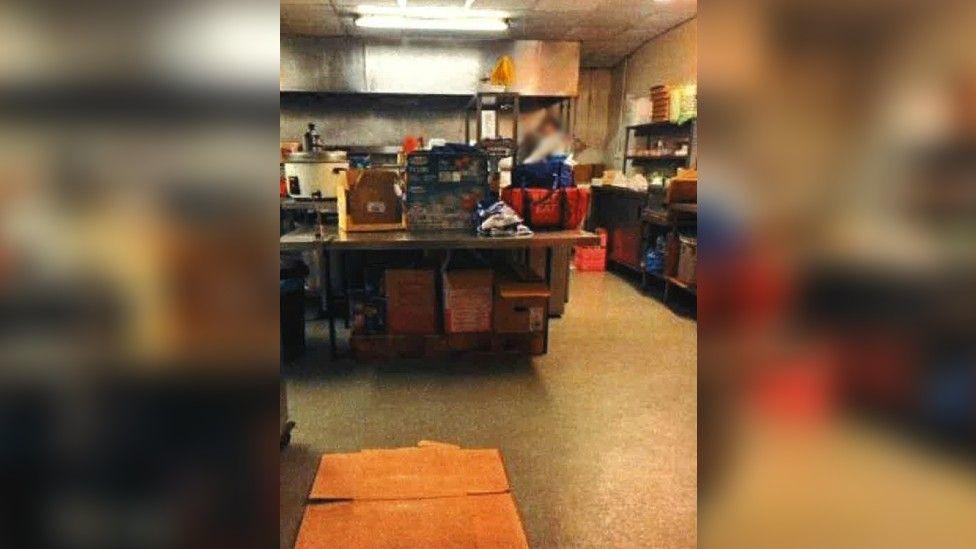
top-left (280, 1), bottom-right (697, 548)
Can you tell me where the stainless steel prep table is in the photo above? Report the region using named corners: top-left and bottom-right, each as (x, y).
top-left (282, 228), bottom-right (600, 359)
top-left (279, 226), bottom-right (330, 252)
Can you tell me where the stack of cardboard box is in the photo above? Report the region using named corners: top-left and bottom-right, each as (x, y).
top-left (350, 264), bottom-right (550, 359)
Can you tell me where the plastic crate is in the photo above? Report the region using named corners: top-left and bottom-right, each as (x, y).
top-left (574, 245), bottom-right (607, 272)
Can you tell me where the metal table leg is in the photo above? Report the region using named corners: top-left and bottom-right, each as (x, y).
top-left (543, 246), bottom-right (553, 354)
top-left (323, 249), bottom-right (337, 360)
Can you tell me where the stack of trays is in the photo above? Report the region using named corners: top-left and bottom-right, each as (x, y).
top-left (651, 85), bottom-right (670, 123)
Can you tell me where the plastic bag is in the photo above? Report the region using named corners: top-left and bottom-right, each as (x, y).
top-left (476, 200), bottom-right (532, 237)
top-left (490, 55), bottom-right (515, 87)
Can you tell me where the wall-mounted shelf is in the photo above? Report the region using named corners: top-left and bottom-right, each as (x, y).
top-left (625, 155), bottom-right (691, 162)
top-left (622, 119), bottom-right (696, 174)
top-left (626, 120), bottom-right (693, 131)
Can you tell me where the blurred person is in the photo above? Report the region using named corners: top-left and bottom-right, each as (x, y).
top-left (518, 113), bottom-right (570, 164)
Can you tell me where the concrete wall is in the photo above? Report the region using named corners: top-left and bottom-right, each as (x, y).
top-left (606, 18), bottom-right (698, 170)
top-left (573, 69), bottom-right (613, 164)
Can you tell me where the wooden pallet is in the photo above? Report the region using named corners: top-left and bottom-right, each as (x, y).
top-left (350, 332), bottom-right (544, 361)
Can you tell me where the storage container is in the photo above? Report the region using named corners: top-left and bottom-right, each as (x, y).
top-left (443, 269), bottom-right (493, 334)
top-left (677, 236), bottom-right (697, 286)
top-left (406, 145), bottom-right (490, 231)
top-left (493, 281), bottom-right (549, 334)
top-left (338, 169), bottom-right (405, 232)
top-left (385, 269), bottom-right (438, 335)
top-left (573, 246), bottom-right (606, 272)
top-left (280, 257), bottom-right (309, 362)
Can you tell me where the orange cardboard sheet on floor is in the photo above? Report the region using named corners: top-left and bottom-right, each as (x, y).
top-left (295, 442), bottom-right (529, 548)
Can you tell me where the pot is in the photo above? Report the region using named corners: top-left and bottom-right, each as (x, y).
top-left (284, 151), bottom-right (348, 199)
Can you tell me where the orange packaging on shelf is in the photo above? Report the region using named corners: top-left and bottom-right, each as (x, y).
top-left (385, 269), bottom-right (437, 335)
top-left (666, 168), bottom-right (697, 204)
top-left (443, 269), bottom-right (493, 334)
top-left (296, 442), bottom-right (528, 549)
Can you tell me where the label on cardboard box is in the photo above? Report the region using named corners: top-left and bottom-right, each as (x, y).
top-left (444, 287), bottom-right (491, 333)
top-left (529, 307), bottom-right (544, 332)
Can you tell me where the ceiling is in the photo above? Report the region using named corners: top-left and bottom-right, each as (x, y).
top-left (281, 0), bottom-right (697, 68)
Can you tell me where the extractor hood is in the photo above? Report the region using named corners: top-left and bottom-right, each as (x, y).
top-left (280, 37), bottom-right (580, 97)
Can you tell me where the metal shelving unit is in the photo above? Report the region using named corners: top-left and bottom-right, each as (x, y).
top-left (465, 92), bottom-right (521, 160)
top-left (622, 120), bottom-right (697, 174)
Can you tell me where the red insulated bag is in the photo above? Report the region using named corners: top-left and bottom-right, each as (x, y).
top-left (501, 187), bottom-right (590, 230)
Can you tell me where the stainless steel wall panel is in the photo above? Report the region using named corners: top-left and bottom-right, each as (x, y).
top-left (362, 39), bottom-right (512, 95)
top-left (280, 37), bottom-right (579, 96)
top-left (280, 36), bottom-right (366, 92)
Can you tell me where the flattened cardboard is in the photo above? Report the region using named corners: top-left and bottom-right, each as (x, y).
top-left (295, 493), bottom-right (528, 549)
top-left (298, 443), bottom-right (529, 549)
top-left (309, 446), bottom-right (510, 501)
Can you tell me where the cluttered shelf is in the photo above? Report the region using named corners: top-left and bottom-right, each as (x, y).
top-left (625, 155), bottom-right (691, 162)
top-left (626, 120), bottom-right (695, 131)
top-left (669, 203), bottom-right (698, 215)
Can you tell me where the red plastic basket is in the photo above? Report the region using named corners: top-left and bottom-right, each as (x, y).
top-left (574, 245), bottom-right (606, 271)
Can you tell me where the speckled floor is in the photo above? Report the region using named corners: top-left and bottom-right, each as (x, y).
top-left (280, 271), bottom-right (697, 548)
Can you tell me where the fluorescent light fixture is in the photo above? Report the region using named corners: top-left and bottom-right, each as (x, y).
top-left (356, 6), bottom-right (509, 19)
top-left (356, 15), bottom-right (508, 32)
top-left (354, 3), bottom-right (509, 33)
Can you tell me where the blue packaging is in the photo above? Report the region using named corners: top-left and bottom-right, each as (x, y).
top-left (406, 145), bottom-right (490, 231)
top-left (644, 236), bottom-right (666, 274)
top-left (350, 290), bottom-right (386, 335)
top-left (513, 156), bottom-right (574, 189)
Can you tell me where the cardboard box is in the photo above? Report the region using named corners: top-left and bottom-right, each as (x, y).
top-left (443, 269), bottom-right (493, 334)
top-left (350, 334), bottom-right (447, 361)
top-left (385, 269), bottom-right (437, 335)
top-left (493, 281), bottom-right (550, 334)
top-left (446, 332), bottom-right (493, 352)
top-left (666, 168), bottom-right (697, 204)
top-left (405, 181), bottom-right (488, 231)
top-left (296, 442), bottom-right (528, 549)
top-left (492, 332), bottom-right (546, 355)
top-left (406, 147), bottom-right (488, 186)
top-left (339, 169), bottom-right (405, 232)
top-left (406, 147), bottom-right (490, 231)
